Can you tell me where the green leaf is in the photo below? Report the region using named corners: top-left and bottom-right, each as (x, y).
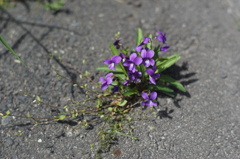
top-left (59, 115), bottom-right (66, 120)
top-left (1, 110), bottom-right (11, 118)
top-left (146, 34), bottom-right (153, 50)
top-left (118, 100), bottom-right (128, 106)
top-left (123, 87), bottom-right (138, 96)
top-left (97, 65), bottom-right (123, 72)
top-left (26, 112), bottom-right (31, 118)
top-left (108, 107), bottom-right (113, 111)
top-left (109, 43), bottom-right (119, 55)
top-left (6, 110), bottom-right (10, 115)
top-left (153, 45), bottom-right (160, 59)
top-left (160, 74), bottom-right (186, 92)
top-left (44, 0), bottom-right (64, 11)
top-left (136, 28), bottom-right (143, 46)
top-left (0, 35), bottom-right (27, 67)
top-left (111, 81), bottom-right (118, 85)
top-left (36, 96), bottom-right (41, 102)
top-left (161, 92), bottom-right (175, 97)
top-left (156, 53), bottom-right (181, 72)
top-left (96, 98), bottom-right (102, 108)
top-left (149, 84), bottom-right (174, 93)
top-left (114, 73), bottom-right (126, 80)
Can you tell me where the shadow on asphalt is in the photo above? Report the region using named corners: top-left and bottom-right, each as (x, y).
top-left (0, 8), bottom-right (87, 98)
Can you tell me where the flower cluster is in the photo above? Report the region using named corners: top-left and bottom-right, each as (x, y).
top-left (98, 29), bottom-right (185, 108)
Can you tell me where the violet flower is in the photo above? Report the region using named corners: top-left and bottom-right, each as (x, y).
top-left (111, 85), bottom-right (119, 93)
top-left (160, 45), bottom-right (170, 52)
top-left (113, 38), bottom-right (121, 49)
top-left (141, 92), bottom-right (158, 107)
top-left (135, 45), bottom-right (143, 52)
top-left (146, 66), bottom-right (160, 85)
top-left (124, 71), bottom-right (142, 85)
top-left (123, 53), bottom-right (142, 73)
top-left (129, 71), bottom-right (142, 83)
top-left (141, 48), bottom-right (155, 67)
top-left (99, 73), bottom-right (114, 90)
top-left (104, 55), bottom-right (122, 70)
top-left (120, 53), bottom-right (127, 62)
top-left (135, 37), bottom-right (150, 52)
top-left (156, 31), bottom-right (167, 44)
top-left (140, 37), bottom-right (150, 45)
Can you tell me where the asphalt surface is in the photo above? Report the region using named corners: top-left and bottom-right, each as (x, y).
top-left (0, 0), bottom-right (240, 158)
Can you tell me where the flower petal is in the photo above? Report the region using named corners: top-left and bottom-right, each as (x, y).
top-left (141, 92), bottom-right (149, 99)
top-left (124, 80), bottom-right (130, 86)
top-left (101, 83), bottom-right (108, 90)
top-left (150, 92), bottom-right (157, 100)
top-left (99, 77), bottom-right (106, 83)
top-left (106, 73), bottom-right (114, 78)
top-left (149, 59), bottom-right (155, 66)
top-left (133, 57), bottom-right (143, 65)
top-left (146, 50), bottom-right (154, 58)
top-left (141, 101), bottom-right (148, 106)
top-left (129, 64), bottom-right (136, 72)
top-left (111, 85), bottom-right (118, 93)
top-left (135, 46), bottom-right (143, 52)
top-left (160, 45), bottom-right (170, 52)
top-left (111, 55), bottom-right (122, 63)
top-left (146, 69), bottom-right (154, 76)
top-left (106, 77), bottom-right (113, 85)
top-left (104, 59), bottom-right (111, 65)
top-left (141, 37), bottom-right (150, 45)
top-left (123, 60), bottom-right (130, 67)
top-left (146, 100), bottom-right (157, 107)
top-left (144, 59), bottom-right (150, 67)
top-left (152, 73), bottom-right (160, 79)
top-left (146, 100), bottom-right (152, 107)
top-left (141, 49), bottom-right (147, 58)
top-left (120, 53), bottom-right (126, 59)
top-left (152, 101), bottom-right (158, 107)
top-left (129, 53), bottom-right (137, 61)
top-left (149, 76), bottom-right (156, 85)
top-left (108, 63), bottom-right (115, 70)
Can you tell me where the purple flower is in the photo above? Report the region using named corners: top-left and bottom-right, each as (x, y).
top-left (124, 71), bottom-right (142, 85)
top-left (99, 73), bottom-right (114, 90)
top-left (120, 53), bottom-right (127, 62)
top-left (124, 80), bottom-right (130, 86)
top-left (141, 48), bottom-right (155, 67)
top-left (123, 53), bottom-right (142, 73)
top-left (113, 38), bottom-right (121, 49)
top-left (135, 37), bottom-right (150, 52)
top-left (129, 71), bottom-right (142, 82)
top-left (135, 45), bottom-right (143, 52)
top-left (141, 92), bottom-right (158, 107)
top-left (104, 55), bottom-right (122, 70)
top-left (160, 45), bottom-right (170, 52)
top-left (146, 66), bottom-right (160, 85)
top-left (140, 37), bottom-right (150, 45)
top-left (111, 85), bottom-right (119, 93)
top-left (156, 31), bottom-right (167, 44)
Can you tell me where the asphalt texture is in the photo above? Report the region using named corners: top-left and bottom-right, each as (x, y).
top-left (1, 0), bottom-right (240, 158)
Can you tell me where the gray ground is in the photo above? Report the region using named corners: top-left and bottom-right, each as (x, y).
top-left (1, 0), bottom-right (240, 158)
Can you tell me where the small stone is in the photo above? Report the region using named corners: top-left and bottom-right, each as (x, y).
top-left (5, 138), bottom-right (14, 147)
top-left (221, 74), bottom-right (228, 79)
top-left (1, 116), bottom-right (12, 126)
top-left (66, 130), bottom-right (73, 137)
top-left (38, 139), bottom-right (42, 143)
top-left (157, 98), bottom-right (167, 106)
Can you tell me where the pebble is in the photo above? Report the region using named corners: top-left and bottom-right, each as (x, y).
top-left (38, 139), bottom-right (42, 143)
top-left (1, 116), bottom-right (12, 126)
top-left (5, 138), bottom-right (14, 147)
